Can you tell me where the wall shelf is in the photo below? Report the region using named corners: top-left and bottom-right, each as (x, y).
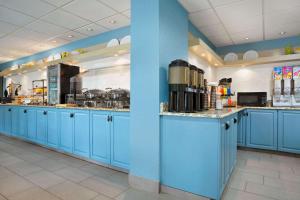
top-left (0, 43), bottom-right (130, 77)
top-left (189, 34), bottom-right (300, 68)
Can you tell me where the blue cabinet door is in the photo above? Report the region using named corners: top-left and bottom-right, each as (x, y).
top-left (19, 108), bottom-right (28, 138)
top-left (36, 109), bottom-right (47, 145)
top-left (246, 110), bottom-right (277, 150)
top-left (74, 110), bottom-right (90, 158)
top-left (11, 107), bottom-right (19, 136)
top-left (278, 111), bottom-right (300, 154)
top-left (237, 111), bottom-right (246, 146)
top-left (231, 116), bottom-right (238, 172)
top-left (4, 107), bottom-right (12, 135)
top-left (0, 106), bottom-right (5, 133)
top-left (27, 108), bottom-right (37, 141)
top-left (111, 112), bottom-right (130, 169)
top-left (90, 111), bottom-right (110, 164)
top-left (47, 109), bottom-right (58, 148)
top-left (59, 110), bottom-right (74, 153)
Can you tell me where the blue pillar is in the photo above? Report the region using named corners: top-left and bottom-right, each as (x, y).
top-left (130, 0), bottom-right (188, 192)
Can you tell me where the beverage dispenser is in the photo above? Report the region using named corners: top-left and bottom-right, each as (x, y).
top-left (272, 66), bottom-right (292, 106)
top-left (168, 59), bottom-right (190, 112)
top-left (189, 65), bottom-right (198, 112)
top-left (292, 66), bottom-right (300, 106)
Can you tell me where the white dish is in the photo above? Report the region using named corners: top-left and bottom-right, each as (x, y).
top-left (106, 39), bottom-right (120, 47)
top-left (224, 52), bottom-right (238, 62)
top-left (120, 35), bottom-right (131, 45)
top-left (243, 50), bottom-right (259, 61)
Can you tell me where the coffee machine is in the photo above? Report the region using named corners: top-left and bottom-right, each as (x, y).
top-left (168, 59), bottom-right (191, 112)
top-left (272, 66), bottom-right (292, 106)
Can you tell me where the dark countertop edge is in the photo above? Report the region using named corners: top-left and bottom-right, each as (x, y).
top-left (0, 104), bottom-right (130, 112)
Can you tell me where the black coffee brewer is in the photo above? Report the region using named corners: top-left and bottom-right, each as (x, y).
top-left (168, 60), bottom-right (190, 112)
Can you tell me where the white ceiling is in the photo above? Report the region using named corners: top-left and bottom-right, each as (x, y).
top-left (179, 0), bottom-right (300, 47)
top-left (0, 0), bottom-right (130, 64)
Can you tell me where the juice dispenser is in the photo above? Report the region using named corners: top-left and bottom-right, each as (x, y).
top-left (292, 66), bottom-right (300, 106)
top-left (273, 66), bottom-right (292, 106)
top-left (272, 66), bottom-right (282, 106)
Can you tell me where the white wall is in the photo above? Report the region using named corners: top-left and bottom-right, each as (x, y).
top-left (188, 51), bottom-right (217, 82)
top-left (216, 61), bottom-right (300, 100)
top-left (6, 65), bottom-right (130, 96)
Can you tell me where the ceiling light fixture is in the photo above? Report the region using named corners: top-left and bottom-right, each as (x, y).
top-left (201, 53), bottom-right (206, 57)
top-left (67, 35), bottom-right (74, 38)
top-left (52, 40), bottom-right (57, 43)
top-left (214, 63), bottom-right (218, 66)
top-left (279, 31), bottom-right (286, 35)
top-left (108, 20), bottom-right (116, 24)
top-left (245, 37), bottom-right (249, 40)
top-left (86, 28), bottom-right (94, 31)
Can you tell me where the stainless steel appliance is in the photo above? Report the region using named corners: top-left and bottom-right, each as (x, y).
top-left (237, 92), bottom-right (267, 107)
top-left (47, 63), bottom-right (80, 105)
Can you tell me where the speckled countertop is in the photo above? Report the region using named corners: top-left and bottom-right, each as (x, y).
top-left (160, 106), bottom-right (300, 119)
top-left (0, 103), bottom-right (130, 112)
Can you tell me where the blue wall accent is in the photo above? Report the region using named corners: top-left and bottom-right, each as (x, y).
top-left (217, 35), bottom-right (300, 55)
top-left (130, 0), bottom-right (188, 182)
top-left (188, 21), bottom-right (216, 51)
top-left (0, 26), bottom-right (130, 71)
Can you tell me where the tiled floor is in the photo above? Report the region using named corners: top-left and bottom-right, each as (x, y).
top-left (0, 135), bottom-right (300, 200)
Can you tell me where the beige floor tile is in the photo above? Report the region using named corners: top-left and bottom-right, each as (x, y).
top-left (80, 176), bottom-right (127, 198)
top-left (0, 156), bottom-right (24, 167)
top-left (106, 172), bottom-right (129, 188)
top-left (115, 188), bottom-right (159, 200)
top-left (280, 172), bottom-right (300, 183)
top-left (237, 165), bottom-right (279, 178)
top-left (7, 187), bottom-right (60, 200)
top-left (34, 158), bottom-right (68, 172)
top-left (0, 194), bottom-right (6, 200)
top-left (56, 157), bottom-right (89, 168)
top-left (228, 169), bottom-right (263, 191)
top-left (6, 161), bottom-right (43, 176)
top-left (222, 188), bottom-right (274, 200)
top-left (79, 164), bottom-right (116, 178)
top-left (16, 152), bottom-right (48, 163)
top-left (25, 170), bottom-right (65, 189)
top-left (0, 175), bottom-right (34, 197)
top-left (47, 181), bottom-right (98, 200)
top-left (92, 194), bottom-right (114, 200)
top-left (0, 166), bottom-right (15, 179)
top-left (264, 176), bottom-right (300, 194)
top-left (54, 167), bottom-right (93, 183)
top-left (246, 182), bottom-right (300, 200)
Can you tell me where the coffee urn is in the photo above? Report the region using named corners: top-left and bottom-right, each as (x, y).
top-left (168, 59), bottom-right (190, 112)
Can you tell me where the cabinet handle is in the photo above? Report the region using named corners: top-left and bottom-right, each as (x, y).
top-left (24, 109), bottom-right (27, 113)
top-left (234, 118), bottom-right (237, 124)
top-left (225, 123), bottom-right (230, 130)
top-left (110, 116), bottom-right (113, 122)
top-left (107, 116), bottom-right (113, 122)
top-left (8, 108), bottom-right (11, 112)
top-left (43, 111), bottom-right (47, 115)
top-left (70, 113), bottom-right (74, 118)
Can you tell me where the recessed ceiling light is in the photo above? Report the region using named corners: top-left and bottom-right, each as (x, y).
top-left (114, 54), bottom-right (119, 57)
top-left (201, 53), bottom-right (206, 57)
top-left (108, 20), bottom-right (116, 24)
top-left (67, 35), bottom-right (74, 38)
top-left (214, 63), bottom-right (218, 66)
top-left (280, 31), bottom-right (286, 35)
top-left (245, 37), bottom-right (249, 40)
top-left (86, 27), bottom-right (94, 31)
top-left (52, 40), bottom-right (57, 43)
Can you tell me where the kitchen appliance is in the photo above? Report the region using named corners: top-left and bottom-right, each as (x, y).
top-left (201, 79), bottom-right (209, 110)
top-left (237, 92), bottom-right (267, 107)
top-left (194, 68), bottom-right (204, 111)
top-left (272, 66), bottom-right (292, 106)
top-left (189, 65), bottom-right (198, 112)
top-left (168, 59), bottom-right (190, 112)
top-left (47, 63), bottom-right (80, 105)
top-left (292, 66), bottom-right (300, 106)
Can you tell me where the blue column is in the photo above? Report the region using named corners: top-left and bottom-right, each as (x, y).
top-left (130, 0), bottom-right (188, 192)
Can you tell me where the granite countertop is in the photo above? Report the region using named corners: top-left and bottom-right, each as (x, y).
top-left (0, 103), bottom-right (130, 112)
top-left (160, 106), bottom-right (300, 119)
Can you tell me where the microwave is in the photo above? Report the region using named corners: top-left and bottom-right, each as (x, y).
top-left (237, 92), bottom-right (267, 107)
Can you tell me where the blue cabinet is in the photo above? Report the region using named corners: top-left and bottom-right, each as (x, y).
top-left (19, 107), bottom-right (28, 138)
top-left (237, 110), bottom-right (246, 146)
top-left (11, 107), bottom-right (19, 136)
top-left (246, 109), bottom-right (277, 150)
top-left (27, 108), bottom-right (37, 142)
top-left (90, 111), bottom-right (111, 164)
top-left (47, 109), bottom-right (59, 148)
top-left (111, 112), bottom-right (130, 169)
top-left (36, 109), bottom-right (47, 144)
top-left (0, 106), bottom-right (5, 133)
top-left (59, 110), bottom-right (74, 153)
top-left (4, 107), bottom-right (12, 135)
top-left (278, 111), bottom-right (300, 154)
top-left (74, 110), bottom-right (90, 157)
